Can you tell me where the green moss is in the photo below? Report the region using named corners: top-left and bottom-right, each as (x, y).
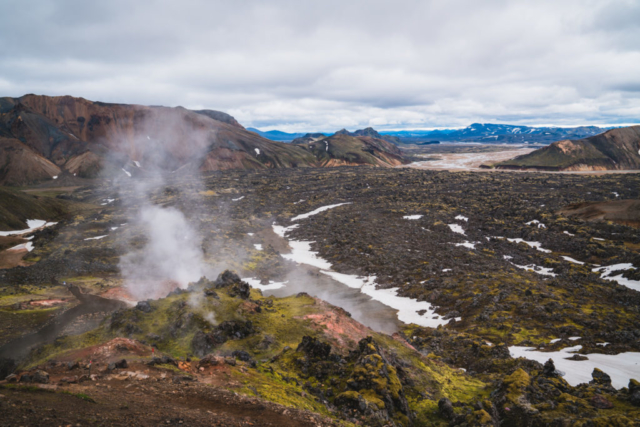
top-left (503, 369), bottom-right (530, 405)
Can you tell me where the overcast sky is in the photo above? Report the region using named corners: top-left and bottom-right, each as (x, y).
top-left (1, 0), bottom-right (639, 132)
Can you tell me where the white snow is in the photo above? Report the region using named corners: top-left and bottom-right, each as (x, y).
top-left (561, 256), bottom-right (585, 265)
top-left (550, 338), bottom-right (562, 344)
top-left (563, 231), bottom-right (575, 236)
top-left (122, 168), bottom-right (131, 177)
top-left (100, 198), bottom-right (115, 206)
top-left (453, 241), bottom-right (477, 250)
top-left (273, 221), bottom-right (451, 328)
top-left (84, 235), bottom-right (107, 241)
top-left (512, 263), bottom-right (556, 277)
top-left (455, 215), bottom-right (468, 222)
top-left (500, 237), bottom-right (551, 253)
top-left (442, 268), bottom-right (452, 272)
top-left (509, 345), bottom-right (640, 389)
top-left (320, 270), bottom-right (451, 328)
top-left (291, 203), bottom-right (351, 221)
top-left (593, 237), bottom-right (605, 241)
top-left (569, 337), bottom-right (581, 341)
top-left (593, 263), bottom-right (640, 291)
top-left (52, 175), bottom-right (58, 180)
top-left (282, 240), bottom-right (332, 270)
top-left (110, 227), bottom-right (118, 231)
top-left (293, 199), bottom-right (305, 205)
top-left (525, 220), bottom-right (546, 229)
top-left (232, 196), bottom-right (245, 201)
top-left (0, 220), bottom-right (56, 237)
top-left (403, 215), bottom-right (423, 220)
top-left (597, 343), bottom-right (610, 347)
top-left (243, 277), bottom-right (287, 291)
top-left (272, 223), bottom-right (299, 238)
top-left (254, 148), bottom-right (260, 155)
top-left (133, 161), bottom-right (141, 168)
top-left (7, 242), bottom-right (34, 252)
top-left (612, 192), bottom-right (619, 197)
top-left (247, 233), bottom-right (254, 236)
top-left (447, 224), bottom-right (465, 235)
top-left (503, 255), bottom-right (513, 260)
top-left (254, 244), bottom-right (263, 251)
top-left (325, 141), bottom-right (329, 151)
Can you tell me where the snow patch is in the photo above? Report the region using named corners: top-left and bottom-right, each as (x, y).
top-left (453, 241), bottom-right (477, 250)
top-left (232, 196), bottom-right (245, 201)
top-left (122, 168), bottom-right (131, 177)
top-left (511, 263), bottom-right (556, 277)
top-left (254, 148), bottom-right (260, 155)
top-left (320, 271), bottom-right (451, 328)
top-left (243, 277), bottom-right (287, 291)
top-left (563, 231), bottom-right (575, 236)
top-left (593, 263), bottom-right (640, 291)
top-left (254, 244), bottom-right (263, 251)
top-left (84, 235), bottom-right (107, 241)
top-left (291, 203), bottom-right (351, 221)
top-left (455, 215), bottom-right (468, 222)
top-left (133, 161), bottom-right (141, 168)
top-left (403, 215), bottom-right (423, 220)
top-left (509, 345), bottom-right (640, 389)
top-left (447, 224), bottom-right (465, 235)
top-left (0, 220), bottom-right (56, 237)
top-left (561, 256), bottom-right (584, 265)
top-left (281, 240), bottom-right (332, 270)
top-left (525, 220), bottom-right (546, 228)
top-left (498, 237), bottom-right (551, 253)
top-left (7, 242), bottom-right (34, 252)
top-left (52, 175), bottom-right (58, 180)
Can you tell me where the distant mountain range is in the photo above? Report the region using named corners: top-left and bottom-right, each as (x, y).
top-left (493, 126), bottom-right (640, 171)
top-left (0, 95), bottom-right (410, 186)
top-left (250, 123), bottom-right (625, 145)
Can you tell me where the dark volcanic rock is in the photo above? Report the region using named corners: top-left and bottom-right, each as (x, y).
top-left (135, 300), bottom-right (152, 312)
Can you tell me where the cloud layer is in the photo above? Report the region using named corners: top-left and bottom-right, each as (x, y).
top-left (1, 0), bottom-right (639, 131)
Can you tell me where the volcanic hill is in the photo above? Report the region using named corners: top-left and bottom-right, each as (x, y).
top-left (293, 132), bottom-right (407, 167)
top-left (0, 94), bottom-right (409, 186)
top-left (494, 125), bottom-right (640, 171)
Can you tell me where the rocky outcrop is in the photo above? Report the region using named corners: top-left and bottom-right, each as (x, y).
top-left (495, 125), bottom-right (640, 171)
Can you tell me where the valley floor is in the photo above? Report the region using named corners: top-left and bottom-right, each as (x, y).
top-left (1, 166), bottom-right (640, 425)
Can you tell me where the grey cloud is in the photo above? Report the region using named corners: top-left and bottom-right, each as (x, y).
top-left (0, 0), bottom-right (638, 131)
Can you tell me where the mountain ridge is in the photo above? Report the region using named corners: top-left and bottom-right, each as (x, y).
top-left (0, 94), bottom-right (409, 185)
top-left (493, 125), bottom-right (640, 171)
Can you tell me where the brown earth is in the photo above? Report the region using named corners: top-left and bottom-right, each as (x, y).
top-left (558, 199), bottom-right (640, 228)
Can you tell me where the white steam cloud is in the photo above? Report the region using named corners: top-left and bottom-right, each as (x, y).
top-left (119, 203), bottom-right (205, 300)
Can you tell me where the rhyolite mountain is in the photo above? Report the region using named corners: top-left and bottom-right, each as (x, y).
top-left (494, 125), bottom-right (640, 171)
top-left (292, 131), bottom-right (407, 167)
top-left (0, 95), bottom-right (409, 186)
